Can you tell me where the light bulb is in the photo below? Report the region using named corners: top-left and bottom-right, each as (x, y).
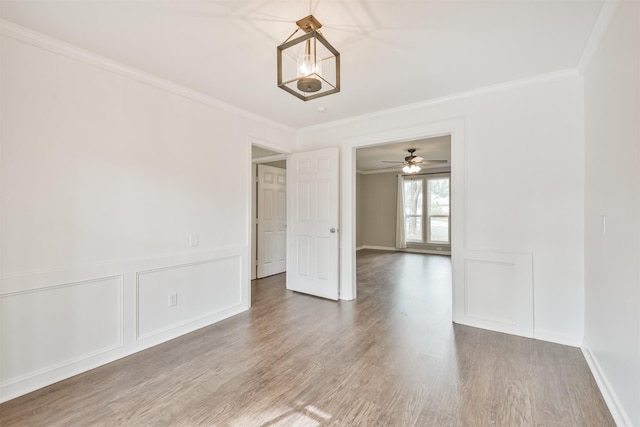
top-left (403, 164), bottom-right (421, 173)
top-left (297, 54), bottom-right (322, 77)
top-left (296, 53), bottom-right (322, 93)
top-left (298, 55), bottom-right (313, 76)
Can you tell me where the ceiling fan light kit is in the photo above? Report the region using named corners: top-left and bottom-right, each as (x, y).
top-left (403, 164), bottom-right (421, 174)
top-left (277, 15), bottom-right (340, 101)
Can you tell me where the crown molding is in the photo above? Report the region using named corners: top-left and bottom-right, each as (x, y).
top-left (0, 19), bottom-right (296, 135)
top-left (299, 68), bottom-right (581, 134)
top-left (358, 165), bottom-right (451, 175)
top-left (0, 18), bottom-right (591, 137)
top-left (252, 154), bottom-right (286, 164)
top-left (356, 168), bottom-right (451, 176)
top-left (359, 167), bottom-right (401, 175)
top-left (577, 1), bottom-right (621, 74)
top-left (247, 136), bottom-right (292, 155)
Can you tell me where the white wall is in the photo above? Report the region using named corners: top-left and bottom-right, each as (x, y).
top-left (359, 172), bottom-right (397, 248)
top-left (298, 70), bottom-right (585, 345)
top-left (582, 2), bottom-right (640, 425)
top-left (0, 32), bottom-right (296, 401)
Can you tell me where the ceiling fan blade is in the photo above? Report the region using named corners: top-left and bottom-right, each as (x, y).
top-left (381, 161), bottom-right (404, 163)
top-left (416, 160), bottom-right (449, 165)
top-left (412, 156), bottom-right (424, 162)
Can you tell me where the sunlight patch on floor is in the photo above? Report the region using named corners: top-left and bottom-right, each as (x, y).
top-left (229, 402), bottom-right (332, 426)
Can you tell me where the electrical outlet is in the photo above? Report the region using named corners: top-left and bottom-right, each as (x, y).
top-left (189, 233), bottom-right (199, 247)
top-left (169, 293), bottom-right (178, 307)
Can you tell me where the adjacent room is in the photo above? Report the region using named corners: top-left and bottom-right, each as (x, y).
top-left (355, 137), bottom-right (452, 256)
top-left (1, 1), bottom-right (638, 425)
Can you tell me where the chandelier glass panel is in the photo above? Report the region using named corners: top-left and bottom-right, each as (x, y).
top-left (277, 15), bottom-right (340, 101)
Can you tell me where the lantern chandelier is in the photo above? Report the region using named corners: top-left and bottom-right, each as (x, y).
top-left (277, 15), bottom-right (340, 101)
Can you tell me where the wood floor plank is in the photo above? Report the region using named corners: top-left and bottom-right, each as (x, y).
top-left (0, 250), bottom-right (614, 426)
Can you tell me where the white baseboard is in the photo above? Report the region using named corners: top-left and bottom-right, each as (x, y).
top-left (360, 245), bottom-right (396, 252)
top-left (358, 245), bottom-right (451, 256)
top-left (581, 341), bottom-right (633, 427)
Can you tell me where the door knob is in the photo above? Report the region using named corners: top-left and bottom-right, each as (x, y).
top-left (330, 228), bottom-right (336, 233)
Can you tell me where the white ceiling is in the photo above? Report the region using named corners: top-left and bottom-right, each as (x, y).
top-left (1, 0), bottom-right (603, 129)
top-left (356, 135), bottom-right (451, 173)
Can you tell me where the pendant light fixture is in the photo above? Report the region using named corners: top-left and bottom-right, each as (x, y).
top-left (277, 15), bottom-right (340, 101)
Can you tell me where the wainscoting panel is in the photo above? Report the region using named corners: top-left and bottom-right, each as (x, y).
top-left (464, 260), bottom-right (516, 324)
top-left (454, 251), bottom-right (533, 337)
top-left (136, 256), bottom-right (242, 340)
top-left (0, 276), bottom-right (123, 387)
top-left (0, 247), bottom-right (248, 403)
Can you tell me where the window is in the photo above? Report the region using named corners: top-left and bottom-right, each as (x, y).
top-left (403, 175), bottom-right (450, 244)
top-left (403, 179), bottom-right (423, 241)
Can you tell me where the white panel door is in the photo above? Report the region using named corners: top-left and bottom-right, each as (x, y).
top-left (256, 164), bottom-right (287, 278)
top-left (287, 147), bottom-right (339, 300)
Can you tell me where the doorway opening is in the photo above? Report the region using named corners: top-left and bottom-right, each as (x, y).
top-left (354, 135), bottom-right (453, 302)
top-left (250, 144), bottom-right (288, 302)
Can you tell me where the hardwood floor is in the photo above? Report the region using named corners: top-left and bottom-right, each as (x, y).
top-left (1, 250), bottom-right (613, 426)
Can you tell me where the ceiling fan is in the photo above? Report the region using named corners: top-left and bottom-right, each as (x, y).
top-left (382, 148), bottom-right (448, 173)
